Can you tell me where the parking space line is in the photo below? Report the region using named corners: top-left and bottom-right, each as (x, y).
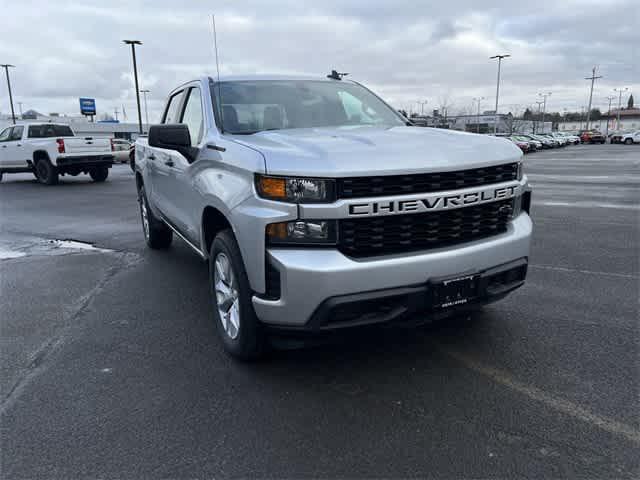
top-left (438, 346), bottom-right (640, 445)
top-left (529, 264), bottom-right (638, 279)
top-left (534, 201), bottom-right (640, 210)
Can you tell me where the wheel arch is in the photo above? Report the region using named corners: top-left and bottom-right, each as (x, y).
top-left (202, 205), bottom-right (233, 258)
top-left (32, 150), bottom-right (51, 163)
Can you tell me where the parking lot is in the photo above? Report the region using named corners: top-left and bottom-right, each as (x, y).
top-left (1, 144), bottom-right (638, 477)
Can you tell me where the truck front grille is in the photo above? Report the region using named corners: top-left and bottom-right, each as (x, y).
top-left (338, 199), bottom-right (513, 258)
top-left (337, 163), bottom-right (518, 199)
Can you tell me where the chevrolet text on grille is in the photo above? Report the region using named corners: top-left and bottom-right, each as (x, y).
top-left (347, 184), bottom-right (520, 216)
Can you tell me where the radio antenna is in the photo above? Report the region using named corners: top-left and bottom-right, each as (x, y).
top-left (211, 14), bottom-right (224, 133)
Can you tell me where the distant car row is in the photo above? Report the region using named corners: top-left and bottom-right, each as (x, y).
top-left (506, 132), bottom-right (579, 153)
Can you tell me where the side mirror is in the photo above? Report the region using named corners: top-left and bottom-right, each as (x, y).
top-left (148, 124), bottom-right (198, 163)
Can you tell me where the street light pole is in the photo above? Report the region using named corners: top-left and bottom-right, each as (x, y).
top-left (490, 54), bottom-right (510, 134)
top-left (140, 89), bottom-right (150, 131)
top-left (535, 101), bottom-right (544, 134)
top-left (1, 64), bottom-right (17, 124)
top-left (473, 97), bottom-right (484, 133)
top-left (614, 87), bottom-right (628, 131)
top-left (538, 92), bottom-right (551, 133)
top-left (123, 40), bottom-right (144, 135)
top-left (605, 95), bottom-right (615, 138)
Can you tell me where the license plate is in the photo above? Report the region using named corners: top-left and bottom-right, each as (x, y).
top-left (430, 274), bottom-right (478, 309)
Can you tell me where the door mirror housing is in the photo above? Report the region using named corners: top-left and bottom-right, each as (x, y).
top-left (148, 124), bottom-right (198, 163)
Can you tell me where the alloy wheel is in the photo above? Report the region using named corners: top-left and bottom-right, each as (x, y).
top-left (214, 252), bottom-right (240, 340)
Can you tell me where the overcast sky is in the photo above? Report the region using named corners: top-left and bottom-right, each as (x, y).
top-left (1, 0), bottom-right (638, 122)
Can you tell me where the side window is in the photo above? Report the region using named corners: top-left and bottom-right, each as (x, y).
top-left (162, 91), bottom-right (184, 124)
top-left (9, 126), bottom-right (24, 141)
top-left (0, 127), bottom-right (11, 142)
top-left (181, 87), bottom-right (204, 145)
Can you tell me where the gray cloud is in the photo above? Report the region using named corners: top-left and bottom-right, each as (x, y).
top-left (0, 0), bottom-right (637, 121)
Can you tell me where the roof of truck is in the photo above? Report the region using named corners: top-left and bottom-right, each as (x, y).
top-left (208, 74), bottom-right (351, 83)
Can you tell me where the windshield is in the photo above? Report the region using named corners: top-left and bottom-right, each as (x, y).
top-left (210, 80), bottom-right (405, 134)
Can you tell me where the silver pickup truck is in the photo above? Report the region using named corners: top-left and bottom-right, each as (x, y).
top-left (135, 74), bottom-right (533, 359)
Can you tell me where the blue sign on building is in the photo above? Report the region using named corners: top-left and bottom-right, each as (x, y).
top-left (79, 98), bottom-right (96, 116)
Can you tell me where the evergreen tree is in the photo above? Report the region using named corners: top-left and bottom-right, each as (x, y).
top-left (628, 94), bottom-right (634, 109)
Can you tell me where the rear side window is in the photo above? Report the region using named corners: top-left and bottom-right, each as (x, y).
top-left (9, 126), bottom-right (24, 140)
top-left (181, 87), bottom-right (204, 145)
top-left (162, 91), bottom-right (184, 124)
top-left (28, 125), bottom-right (74, 138)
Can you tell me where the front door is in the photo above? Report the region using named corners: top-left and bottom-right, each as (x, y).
top-left (2, 126), bottom-right (27, 167)
top-left (0, 127), bottom-right (12, 167)
top-left (153, 86), bottom-right (205, 242)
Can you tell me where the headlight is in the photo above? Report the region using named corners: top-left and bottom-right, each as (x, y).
top-left (517, 161), bottom-right (523, 181)
top-left (256, 175), bottom-right (335, 203)
top-left (266, 220), bottom-right (337, 245)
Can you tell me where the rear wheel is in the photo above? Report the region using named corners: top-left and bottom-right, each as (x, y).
top-left (35, 157), bottom-right (59, 185)
top-left (138, 185), bottom-right (173, 249)
top-left (210, 229), bottom-right (265, 360)
top-left (89, 166), bottom-right (109, 182)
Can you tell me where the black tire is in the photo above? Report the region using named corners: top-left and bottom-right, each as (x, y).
top-left (35, 157), bottom-right (59, 185)
top-left (625, 138), bottom-right (633, 145)
top-left (89, 166), bottom-right (109, 182)
top-left (210, 229), bottom-right (265, 360)
top-left (138, 185), bottom-right (173, 249)
top-left (0, 172), bottom-right (3, 182)
top-left (129, 150), bottom-right (135, 172)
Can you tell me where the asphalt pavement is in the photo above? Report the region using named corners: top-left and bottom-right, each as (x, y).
top-left (1, 144), bottom-right (638, 478)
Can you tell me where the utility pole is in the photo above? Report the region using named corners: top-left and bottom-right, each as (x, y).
top-left (1, 64), bottom-right (16, 124)
top-left (114, 107), bottom-right (119, 121)
top-left (605, 95), bottom-right (615, 138)
top-left (140, 89), bottom-right (150, 131)
top-left (473, 97), bottom-right (484, 133)
top-left (614, 87), bottom-right (628, 131)
top-left (538, 92), bottom-right (551, 133)
top-left (490, 54), bottom-right (510, 134)
top-left (123, 40), bottom-right (144, 135)
top-left (584, 66), bottom-right (603, 130)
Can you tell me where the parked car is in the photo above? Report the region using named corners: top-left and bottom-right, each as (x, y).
top-left (508, 136), bottom-right (531, 153)
top-left (614, 130), bottom-right (640, 145)
top-left (111, 139), bottom-right (131, 163)
top-left (536, 134), bottom-right (562, 148)
top-left (517, 135), bottom-right (543, 151)
top-left (513, 135), bottom-right (542, 153)
top-left (551, 132), bottom-right (580, 145)
top-left (0, 122), bottom-right (114, 184)
top-left (135, 74), bottom-right (533, 359)
top-left (544, 133), bottom-right (568, 146)
top-left (529, 134), bottom-right (555, 149)
top-left (579, 130), bottom-right (606, 144)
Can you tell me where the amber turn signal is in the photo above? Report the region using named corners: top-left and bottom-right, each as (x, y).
top-left (257, 176), bottom-right (286, 200)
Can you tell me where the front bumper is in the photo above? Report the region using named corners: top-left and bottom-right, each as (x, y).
top-left (253, 212), bottom-right (532, 328)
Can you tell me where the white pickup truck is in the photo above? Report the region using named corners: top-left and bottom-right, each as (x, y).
top-left (0, 122), bottom-right (114, 184)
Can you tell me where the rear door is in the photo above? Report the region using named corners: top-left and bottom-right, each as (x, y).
top-left (153, 85), bottom-right (205, 240)
top-left (2, 126), bottom-right (28, 167)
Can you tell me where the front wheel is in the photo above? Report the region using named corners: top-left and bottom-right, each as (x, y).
top-left (625, 138), bottom-right (633, 145)
top-left (89, 166), bottom-right (109, 182)
top-left (210, 229), bottom-right (265, 360)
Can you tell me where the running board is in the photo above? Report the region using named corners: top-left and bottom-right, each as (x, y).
top-left (161, 217), bottom-right (206, 259)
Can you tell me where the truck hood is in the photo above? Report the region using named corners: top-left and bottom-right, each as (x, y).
top-left (231, 126), bottom-right (522, 177)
